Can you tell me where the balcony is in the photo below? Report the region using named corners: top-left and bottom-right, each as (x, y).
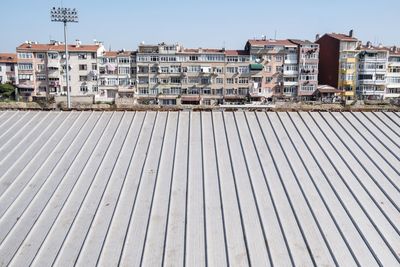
top-left (283, 70), bottom-right (298, 76)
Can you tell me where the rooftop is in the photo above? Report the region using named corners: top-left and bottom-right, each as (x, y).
top-left (326, 33), bottom-right (358, 42)
top-left (247, 39), bottom-right (297, 47)
top-left (16, 43), bottom-right (101, 53)
top-left (0, 111), bottom-right (398, 266)
top-left (0, 53), bottom-right (17, 64)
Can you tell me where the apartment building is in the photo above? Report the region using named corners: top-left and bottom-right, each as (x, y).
top-left (16, 40), bottom-right (105, 100)
top-left (316, 31), bottom-right (359, 99)
top-left (356, 43), bottom-right (388, 99)
top-left (98, 50), bottom-right (135, 101)
top-left (134, 42), bottom-right (253, 105)
top-left (0, 53), bottom-right (17, 85)
top-left (386, 46), bottom-right (400, 98)
top-left (289, 40), bottom-right (319, 98)
top-left (245, 39), bottom-right (291, 99)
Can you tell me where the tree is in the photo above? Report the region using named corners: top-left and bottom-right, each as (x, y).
top-left (0, 83), bottom-right (15, 100)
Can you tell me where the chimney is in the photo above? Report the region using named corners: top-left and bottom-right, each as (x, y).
top-left (75, 39), bottom-right (81, 47)
top-left (366, 41), bottom-right (372, 48)
top-left (315, 34), bottom-right (320, 41)
top-left (349, 29), bottom-right (354, 37)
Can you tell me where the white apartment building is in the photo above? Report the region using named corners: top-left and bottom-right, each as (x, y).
top-left (16, 40), bottom-right (105, 100)
top-left (385, 46), bottom-right (400, 98)
top-left (356, 43), bottom-right (388, 99)
top-left (0, 53), bottom-right (17, 85)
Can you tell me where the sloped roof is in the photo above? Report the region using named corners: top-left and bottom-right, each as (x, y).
top-left (0, 53), bottom-right (17, 63)
top-left (326, 33), bottom-right (358, 42)
top-left (0, 111), bottom-right (398, 266)
top-left (17, 43), bottom-right (101, 52)
top-left (247, 39), bottom-right (296, 47)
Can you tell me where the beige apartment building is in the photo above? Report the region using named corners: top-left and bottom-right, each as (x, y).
top-left (98, 50), bottom-right (135, 102)
top-left (16, 40), bottom-right (105, 100)
top-left (134, 42), bottom-right (253, 105)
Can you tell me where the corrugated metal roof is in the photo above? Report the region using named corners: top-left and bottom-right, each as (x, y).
top-left (0, 111), bottom-right (399, 267)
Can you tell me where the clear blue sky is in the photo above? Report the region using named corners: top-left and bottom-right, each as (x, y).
top-left (2, 0), bottom-right (399, 52)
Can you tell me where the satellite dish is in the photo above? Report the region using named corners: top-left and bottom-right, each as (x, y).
top-left (255, 58), bottom-right (261, 63)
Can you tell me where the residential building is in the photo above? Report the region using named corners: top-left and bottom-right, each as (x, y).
top-left (16, 40), bottom-right (105, 100)
top-left (0, 53), bottom-right (17, 85)
top-left (134, 42), bottom-right (251, 106)
top-left (316, 31), bottom-right (359, 99)
top-left (356, 43), bottom-right (388, 99)
top-left (289, 40), bottom-right (319, 98)
top-left (98, 50), bottom-right (135, 102)
top-left (385, 46), bottom-right (400, 98)
top-left (245, 39), bottom-right (293, 99)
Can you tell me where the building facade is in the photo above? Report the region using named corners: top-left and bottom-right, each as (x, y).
top-left (98, 50), bottom-right (135, 102)
top-left (16, 40), bottom-right (105, 100)
top-left (0, 53), bottom-right (17, 85)
top-left (316, 31), bottom-right (359, 99)
top-left (385, 46), bottom-right (400, 98)
top-left (356, 43), bottom-right (388, 99)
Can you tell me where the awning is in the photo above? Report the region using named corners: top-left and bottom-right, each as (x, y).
top-left (181, 95), bottom-right (200, 101)
top-left (250, 64), bottom-right (264, 71)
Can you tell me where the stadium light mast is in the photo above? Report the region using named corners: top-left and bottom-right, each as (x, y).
top-left (50, 7), bottom-right (78, 109)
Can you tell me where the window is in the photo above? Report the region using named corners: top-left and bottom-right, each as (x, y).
top-left (301, 85), bottom-right (315, 92)
top-left (36, 53), bottom-right (45, 59)
top-left (37, 74), bottom-right (46, 81)
top-left (160, 67), bottom-right (169, 73)
top-left (275, 55), bottom-right (283, 62)
top-left (188, 78), bottom-right (199, 84)
top-left (238, 66), bottom-right (249, 73)
top-left (150, 88), bottom-right (159, 94)
top-left (214, 67), bottom-right (223, 73)
top-left (139, 87), bottom-right (149, 95)
top-left (171, 87), bottom-right (181, 95)
top-left (171, 77), bottom-right (181, 84)
top-left (48, 53), bottom-right (58, 59)
top-left (187, 66), bottom-right (201, 72)
top-left (78, 53), bottom-right (88, 60)
top-left (214, 88), bottom-right (223, 95)
top-left (150, 78), bottom-right (158, 84)
top-left (358, 74), bottom-right (373, 80)
top-left (265, 66), bottom-right (272, 73)
top-left (189, 55), bottom-right (198, 61)
top-left (37, 64), bottom-right (45, 71)
top-left (216, 78), bottom-right (224, 84)
top-left (202, 88), bottom-right (211, 95)
top-left (18, 74), bottom-right (33, 80)
top-left (38, 86), bottom-right (47, 92)
top-left (79, 76), bottom-right (88, 81)
top-left (201, 78), bottom-right (210, 84)
top-left (376, 74), bottom-right (385, 81)
top-left (92, 85), bottom-right (98, 92)
top-left (238, 88), bottom-right (249, 95)
top-left (227, 56), bottom-right (238, 62)
top-left (227, 78), bottom-right (235, 84)
top-left (265, 77), bottom-right (273, 83)
top-left (92, 63), bottom-right (97, 70)
top-left (226, 88), bottom-right (236, 95)
top-left (80, 85), bottom-right (88, 92)
top-left (79, 64), bottom-right (87, 71)
top-left (18, 53), bottom-right (33, 59)
top-left (118, 67), bottom-right (130, 75)
top-left (226, 67), bottom-right (237, 73)
top-left (150, 67), bottom-right (158, 73)
top-left (138, 77), bottom-right (149, 84)
top-left (238, 77), bottom-right (248, 84)
top-left (118, 57), bottom-right (130, 64)
top-left (18, 63), bottom-right (33, 70)
top-left (276, 66), bottom-right (283, 73)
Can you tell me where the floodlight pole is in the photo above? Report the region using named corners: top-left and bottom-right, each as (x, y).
top-left (64, 21), bottom-right (71, 109)
top-left (51, 7), bottom-right (78, 109)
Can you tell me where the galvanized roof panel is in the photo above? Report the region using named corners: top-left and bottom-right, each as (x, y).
top-left (0, 111), bottom-right (399, 267)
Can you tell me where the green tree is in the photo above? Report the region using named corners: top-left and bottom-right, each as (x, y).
top-left (0, 83), bottom-right (15, 99)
